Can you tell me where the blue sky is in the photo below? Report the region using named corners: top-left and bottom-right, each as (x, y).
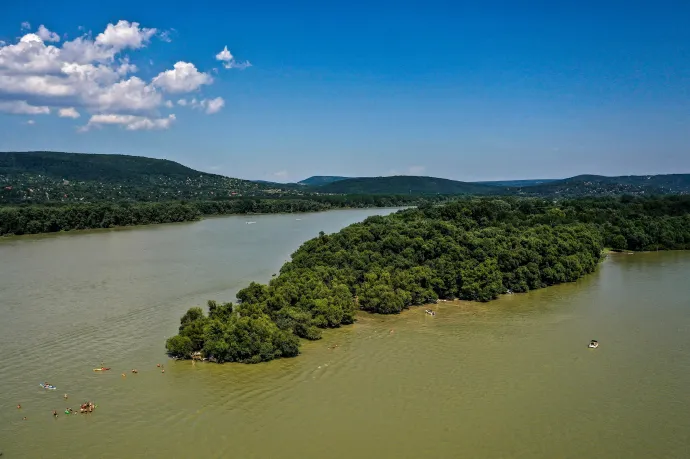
top-left (0, 0), bottom-right (688, 182)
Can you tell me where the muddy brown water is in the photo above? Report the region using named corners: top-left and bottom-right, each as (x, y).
top-left (1, 209), bottom-right (689, 458)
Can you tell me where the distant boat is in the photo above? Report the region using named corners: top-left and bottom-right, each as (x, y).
top-left (588, 340), bottom-right (599, 349)
top-left (295, 218), bottom-right (302, 221)
top-left (246, 221), bottom-right (256, 225)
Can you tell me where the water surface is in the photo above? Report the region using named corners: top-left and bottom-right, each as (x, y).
top-left (1, 211), bottom-right (689, 458)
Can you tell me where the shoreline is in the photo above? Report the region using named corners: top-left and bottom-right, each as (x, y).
top-left (0, 205), bottom-right (409, 240)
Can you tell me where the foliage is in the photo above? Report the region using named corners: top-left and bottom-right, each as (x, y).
top-left (0, 151), bottom-right (302, 204)
top-left (513, 174), bottom-right (690, 198)
top-left (0, 195), bottom-right (445, 236)
top-left (0, 201), bottom-right (202, 235)
top-left (4, 151), bottom-right (689, 205)
top-left (298, 176), bottom-right (350, 186)
top-left (165, 301), bottom-right (300, 363)
top-left (306, 174), bottom-right (690, 197)
top-left (312, 175), bottom-right (503, 195)
top-left (166, 195), bottom-right (690, 364)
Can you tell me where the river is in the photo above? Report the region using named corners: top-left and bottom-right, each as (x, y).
top-left (1, 209), bottom-right (689, 458)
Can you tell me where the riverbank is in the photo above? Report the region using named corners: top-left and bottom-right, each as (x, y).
top-left (0, 196), bottom-right (433, 237)
top-left (166, 195), bottom-right (690, 364)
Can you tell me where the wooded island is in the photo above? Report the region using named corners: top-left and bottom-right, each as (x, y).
top-left (166, 195), bottom-right (690, 363)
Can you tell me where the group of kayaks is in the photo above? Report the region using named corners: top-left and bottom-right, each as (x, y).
top-left (39, 367), bottom-right (111, 390)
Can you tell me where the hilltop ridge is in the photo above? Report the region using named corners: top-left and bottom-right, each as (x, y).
top-left (2, 151), bottom-right (690, 204)
top-left (0, 151), bottom-right (298, 203)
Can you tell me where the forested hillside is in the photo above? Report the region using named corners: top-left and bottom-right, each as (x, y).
top-left (298, 176), bottom-right (349, 186)
top-left (3, 152), bottom-right (689, 204)
top-left (166, 195), bottom-right (690, 364)
top-left (514, 174), bottom-right (690, 197)
top-left (312, 175), bottom-right (502, 195)
top-left (0, 151), bottom-right (297, 203)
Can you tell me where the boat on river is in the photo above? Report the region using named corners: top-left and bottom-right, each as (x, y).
top-left (588, 340), bottom-right (599, 349)
top-left (40, 383), bottom-right (57, 390)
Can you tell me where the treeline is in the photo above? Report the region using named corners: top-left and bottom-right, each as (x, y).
top-left (0, 195), bottom-right (444, 236)
top-left (165, 195), bottom-right (690, 364)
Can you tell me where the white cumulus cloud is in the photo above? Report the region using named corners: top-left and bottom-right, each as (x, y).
top-left (152, 61), bottom-right (212, 93)
top-left (0, 100), bottom-right (50, 114)
top-left (95, 20), bottom-right (156, 52)
top-left (216, 46), bottom-right (232, 62)
top-left (186, 97), bottom-right (225, 114)
top-left (37, 25), bottom-right (60, 42)
top-left (204, 96), bottom-right (224, 114)
top-left (215, 45), bottom-right (251, 70)
top-left (0, 20), bottom-right (240, 131)
top-left (82, 113), bottom-right (175, 131)
top-left (58, 107), bottom-right (80, 118)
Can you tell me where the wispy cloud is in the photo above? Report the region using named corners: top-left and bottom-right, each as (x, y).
top-left (215, 46), bottom-right (252, 70)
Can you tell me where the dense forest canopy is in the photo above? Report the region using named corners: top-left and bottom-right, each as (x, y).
top-left (3, 152), bottom-right (689, 205)
top-left (166, 195), bottom-right (690, 364)
top-left (311, 175), bottom-right (502, 195)
top-left (0, 151), bottom-right (302, 204)
top-left (512, 174), bottom-right (690, 197)
top-left (0, 195), bottom-right (444, 236)
top-left (297, 176), bottom-right (350, 186)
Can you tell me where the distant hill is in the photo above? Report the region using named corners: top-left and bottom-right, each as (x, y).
top-left (298, 176), bottom-right (350, 186)
top-left (513, 174), bottom-right (690, 197)
top-left (311, 175), bottom-right (504, 195)
top-left (1, 151), bottom-right (208, 182)
top-left (477, 179), bottom-right (558, 187)
top-left (0, 151), bottom-right (298, 204)
top-left (2, 151), bottom-right (688, 204)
